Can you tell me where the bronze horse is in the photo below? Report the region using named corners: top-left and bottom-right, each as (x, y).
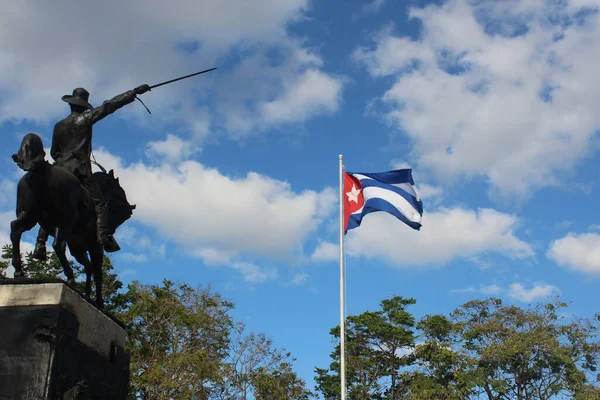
top-left (10, 133), bottom-right (135, 308)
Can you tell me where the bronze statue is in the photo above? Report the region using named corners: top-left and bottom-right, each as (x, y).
top-left (9, 68), bottom-right (217, 307)
top-left (33, 85), bottom-right (149, 259)
top-left (11, 133), bottom-right (135, 307)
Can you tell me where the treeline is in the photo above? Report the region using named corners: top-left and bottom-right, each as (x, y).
top-left (0, 245), bottom-right (312, 399)
top-left (314, 297), bottom-right (600, 399)
top-left (2, 245), bottom-right (600, 399)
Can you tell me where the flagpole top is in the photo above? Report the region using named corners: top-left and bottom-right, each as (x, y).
top-left (339, 154), bottom-right (343, 160)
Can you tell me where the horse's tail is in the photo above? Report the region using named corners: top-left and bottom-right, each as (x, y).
top-left (92, 170), bottom-right (135, 234)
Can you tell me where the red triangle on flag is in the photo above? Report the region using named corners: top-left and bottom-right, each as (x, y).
top-left (344, 172), bottom-right (365, 231)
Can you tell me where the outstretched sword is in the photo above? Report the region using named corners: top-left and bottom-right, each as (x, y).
top-left (149, 67), bottom-right (217, 90)
top-left (135, 67), bottom-right (217, 114)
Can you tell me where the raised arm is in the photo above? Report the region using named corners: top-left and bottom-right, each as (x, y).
top-left (89, 84), bottom-right (150, 124)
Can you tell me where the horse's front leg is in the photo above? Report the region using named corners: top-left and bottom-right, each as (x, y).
top-left (10, 211), bottom-right (37, 278)
top-left (89, 244), bottom-right (104, 309)
top-left (52, 227), bottom-right (75, 285)
top-left (70, 246), bottom-right (93, 298)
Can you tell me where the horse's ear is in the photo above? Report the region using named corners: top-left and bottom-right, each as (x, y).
top-left (109, 170), bottom-right (114, 178)
top-left (116, 178), bottom-right (119, 184)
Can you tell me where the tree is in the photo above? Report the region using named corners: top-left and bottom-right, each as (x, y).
top-left (315, 296), bottom-right (417, 399)
top-left (0, 244), bottom-right (10, 278)
top-left (1, 244), bottom-right (64, 279)
top-left (316, 295), bottom-right (600, 400)
top-left (121, 279), bottom-right (235, 400)
top-left (211, 322), bottom-right (313, 400)
top-left (404, 314), bottom-right (469, 399)
top-left (252, 361), bottom-right (314, 400)
top-left (451, 297), bottom-right (600, 399)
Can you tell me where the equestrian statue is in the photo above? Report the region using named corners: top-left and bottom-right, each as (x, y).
top-left (10, 84), bottom-right (149, 308)
top-left (9, 68), bottom-right (217, 309)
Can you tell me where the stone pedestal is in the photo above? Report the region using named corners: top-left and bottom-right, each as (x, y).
top-left (0, 279), bottom-right (130, 400)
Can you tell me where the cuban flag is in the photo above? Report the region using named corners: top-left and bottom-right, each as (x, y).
top-left (344, 169), bottom-right (423, 233)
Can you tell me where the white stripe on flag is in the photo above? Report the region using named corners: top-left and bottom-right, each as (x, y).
top-left (351, 174), bottom-right (419, 201)
top-left (351, 174), bottom-right (372, 182)
top-left (361, 186), bottom-right (422, 223)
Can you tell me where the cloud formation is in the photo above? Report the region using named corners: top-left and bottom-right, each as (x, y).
top-left (354, 0), bottom-right (600, 199)
top-left (92, 149), bottom-right (336, 266)
top-left (451, 281), bottom-right (560, 303)
top-left (450, 284), bottom-right (502, 295)
top-left (345, 207), bottom-right (533, 267)
top-left (548, 232), bottom-right (600, 275)
top-left (507, 282), bottom-right (560, 303)
top-left (0, 0), bottom-right (344, 142)
top-left (311, 241), bottom-right (339, 262)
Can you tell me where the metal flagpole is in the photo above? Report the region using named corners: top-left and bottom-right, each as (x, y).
top-left (339, 154), bottom-right (346, 400)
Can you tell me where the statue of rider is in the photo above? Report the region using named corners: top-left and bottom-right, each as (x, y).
top-left (33, 84), bottom-right (150, 260)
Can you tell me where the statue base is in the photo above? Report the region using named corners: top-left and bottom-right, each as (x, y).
top-left (0, 279), bottom-right (129, 399)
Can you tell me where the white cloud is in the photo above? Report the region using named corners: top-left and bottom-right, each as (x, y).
top-left (115, 225), bottom-right (166, 260)
top-left (353, 0), bottom-right (387, 19)
top-left (451, 282), bottom-right (560, 303)
top-left (0, 0), bottom-right (343, 141)
top-left (260, 69), bottom-right (343, 126)
top-left (92, 149), bottom-right (337, 265)
top-left (366, 0), bottom-right (387, 13)
top-left (507, 282), bottom-right (560, 303)
top-left (291, 272), bottom-right (309, 285)
top-left (450, 284), bottom-right (502, 295)
top-left (390, 160), bottom-right (412, 170)
top-left (0, 177), bottom-right (16, 208)
top-left (547, 232), bottom-right (600, 275)
top-left (354, 0), bottom-right (600, 199)
top-left (146, 134), bottom-right (200, 161)
top-left (311, 241), bottom-right (339, 262)
top-left (417, 183), bottom-right (444, 203)
top-left (119, 253), bottom-right (149, 263)
top-left (215, 46), bottom-right (344, 138)
top-left (346, 207), bottom-right (533, 267)
top-left (232, 262), bottom-right (278, 283)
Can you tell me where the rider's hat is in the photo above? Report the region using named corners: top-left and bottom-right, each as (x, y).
top-left (61, 87), bottom-right (94, 110)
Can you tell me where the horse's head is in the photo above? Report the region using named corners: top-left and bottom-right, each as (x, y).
top-left (12, 133), bottom-right (46, 171)
top-left (92, 169), bottom-right (136, 234)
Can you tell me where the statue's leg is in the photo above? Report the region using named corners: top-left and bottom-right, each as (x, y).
top-left (52, 227), bottom-right (75, 284)
top-left (10, 211), bottom-right (37, 278)
top-left (33, 226), bottom-right (49, 261)
top-left (82, 178), bottom-right (119, 252)
top-left (89, 243), bottom-right (104, 309)
top-left (70, 246), bottom-right (93, 298)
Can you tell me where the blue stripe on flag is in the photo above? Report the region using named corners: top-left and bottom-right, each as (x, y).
top-left (347, 198), bottom-right (422, 231)
top-left (350, 169), bottom-right (415, 185)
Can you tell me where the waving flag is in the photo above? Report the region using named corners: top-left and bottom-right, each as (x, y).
top-left (336, 158), bottom-right (423, 400)
top-left (344, 169), bottom-right (423, 233)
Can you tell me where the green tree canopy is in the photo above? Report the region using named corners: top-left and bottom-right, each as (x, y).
top-left (451, 297), bottom-right (600, 399)
top-left (315, 296), bottom-right (600, 400)
top-left (315, 296), bottom-right (417, 400)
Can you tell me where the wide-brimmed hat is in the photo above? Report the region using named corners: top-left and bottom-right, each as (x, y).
top-left (61, 87), bottom-right (94, 110)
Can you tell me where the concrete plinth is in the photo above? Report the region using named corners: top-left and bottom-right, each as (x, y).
top-left (0, 279), bottom-right (130, 400)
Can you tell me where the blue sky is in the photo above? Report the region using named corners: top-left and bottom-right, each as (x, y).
top-left (2, 0), bottom-right (600, 393)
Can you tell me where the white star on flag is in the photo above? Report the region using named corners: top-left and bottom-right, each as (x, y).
top-left (346, 184), bottom-right (361, 203)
